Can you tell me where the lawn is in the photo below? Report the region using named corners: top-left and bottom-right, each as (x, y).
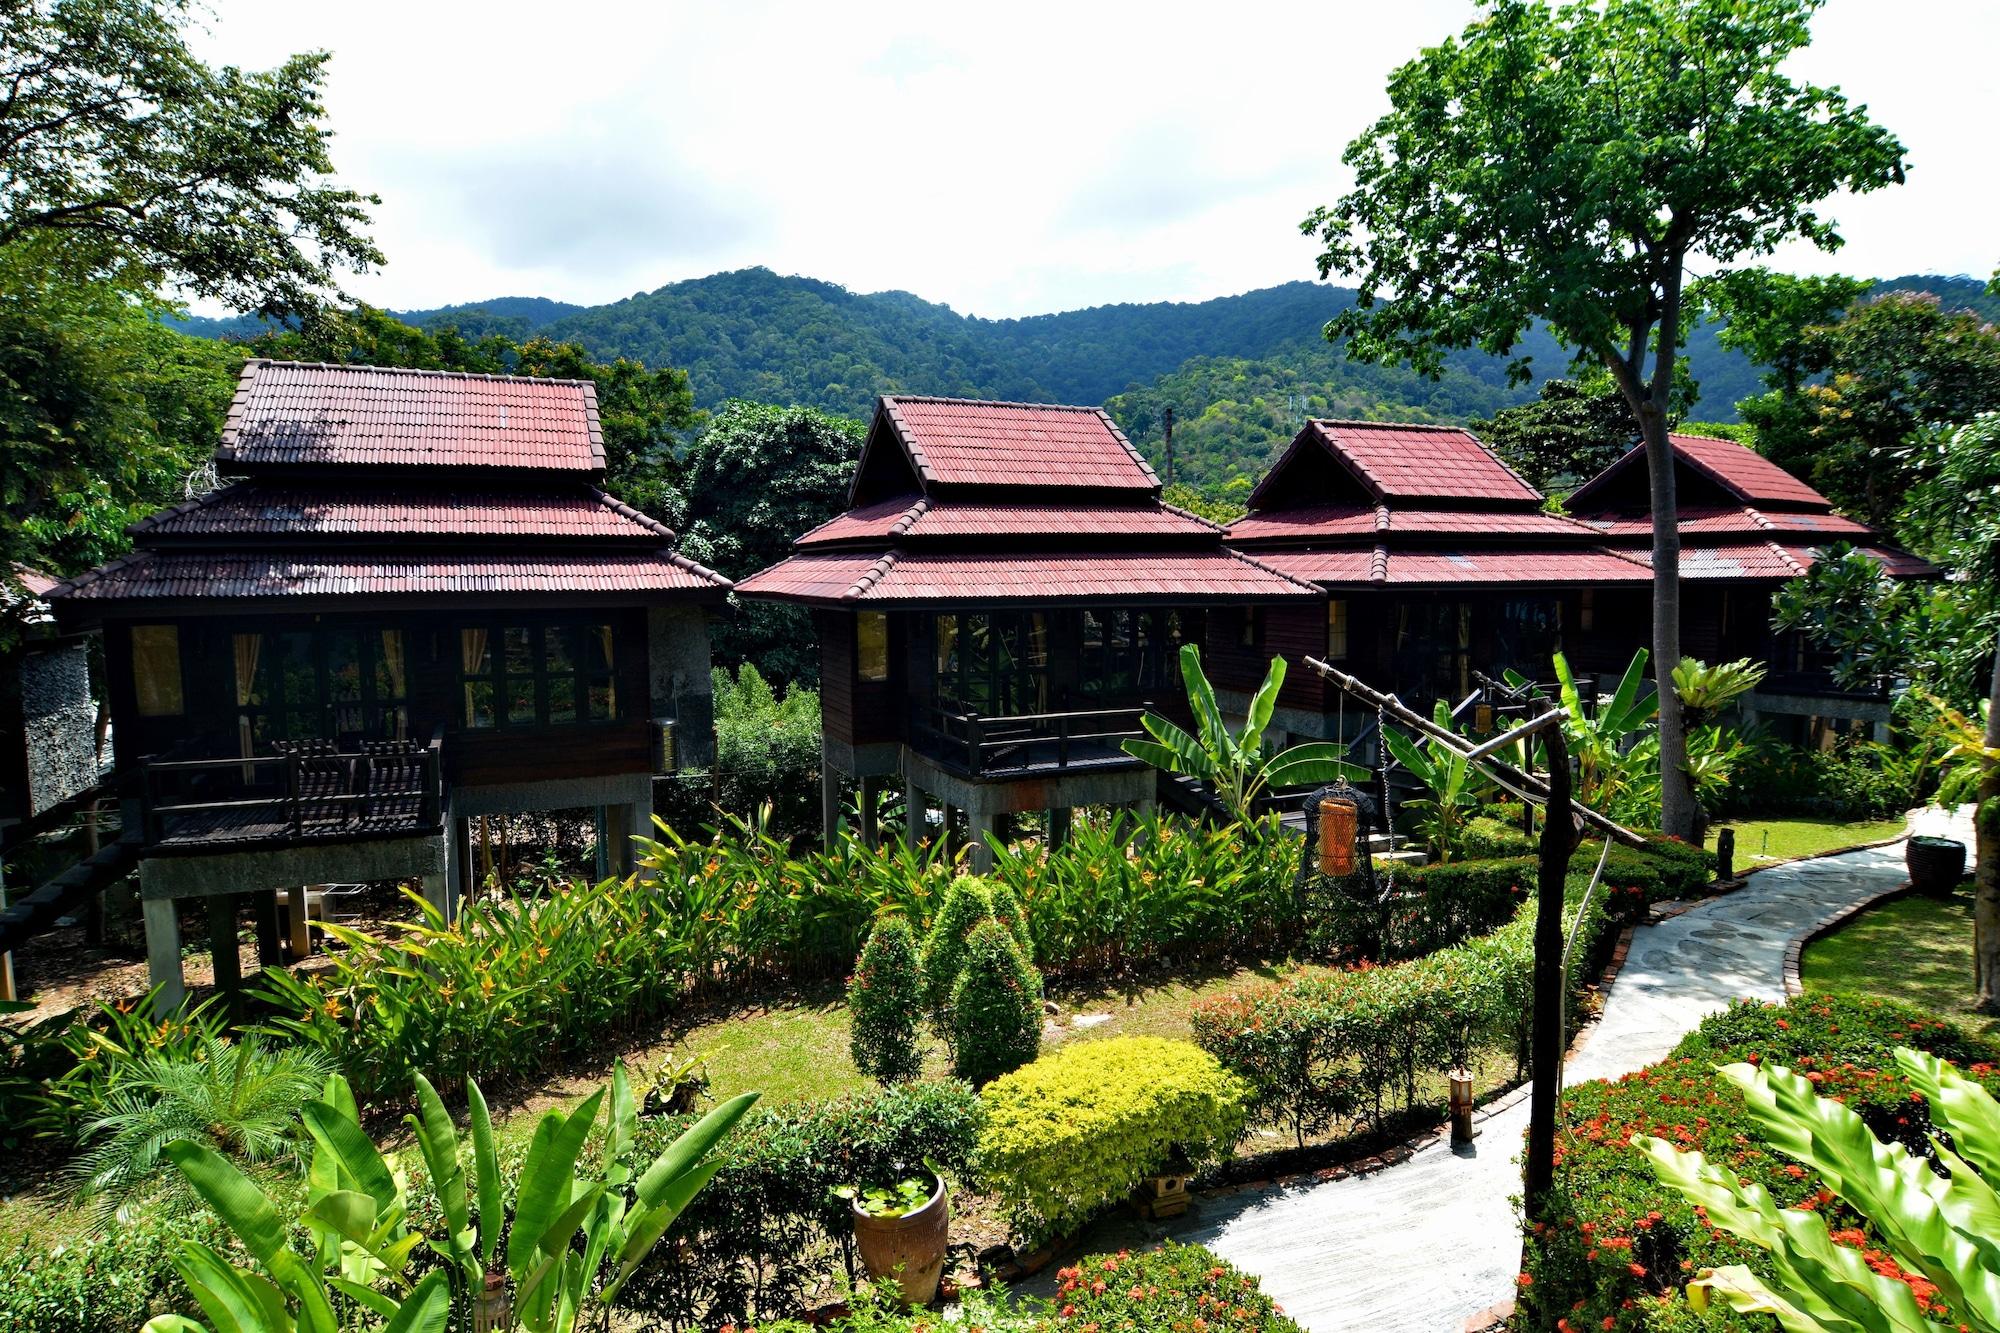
top-left (1707, 814), bottom-right (1906, 866)
top-left (1800, 884), bottom-right (1998, 1042)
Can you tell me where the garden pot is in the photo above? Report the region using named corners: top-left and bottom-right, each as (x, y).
top-left (1133, 1171), bottom-right (1191, 1220)
top-left (851, 1175), bottom-right (950, 1307)
top-left (1907, 836), bottom-right (1966, 898)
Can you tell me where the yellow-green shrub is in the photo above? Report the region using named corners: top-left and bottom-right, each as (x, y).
top-left (973, 1036), bottom-right (1248, 1243)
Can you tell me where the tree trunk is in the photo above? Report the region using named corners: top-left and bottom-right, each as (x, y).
top-left (1976, 638), bottom-right (2000, 1014)
top-left (1524, 717), bottom-right (1572, 1221)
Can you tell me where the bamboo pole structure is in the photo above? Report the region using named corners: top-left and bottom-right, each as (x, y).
top-left (1301, 656), bottom-right (1649, 849)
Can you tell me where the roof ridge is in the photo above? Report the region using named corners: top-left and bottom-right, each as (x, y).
top-left (243, 357), bottom-right (597, 388)
top-left (1312, 417), bottom-right (1476, 433)
top-left (586, 486), bottom-right (679, 541)
top-left (1374, 504), bottom-right (1391, 533)
top-left (1769, 541), bottom-right (1809, 578)
top-left (1094, 406), bottom-right (1162, 488)
top-left (877, 397), bottom-right (936, 488)
top-left (1744, 506), bottom-right (1775, 531)
top-left (1221, 546), bottom-right (1327, 595)
top-left (847, 550), bottom-right (900, 599)
top-left (883, 393), bottom-right (1109, 413)
top-left (888, 496), bottom-right (931, 539)
top-left (1369, 544), bottom-right (1390, 584)
top-left (1157, 500), bottom-right (1225, 533)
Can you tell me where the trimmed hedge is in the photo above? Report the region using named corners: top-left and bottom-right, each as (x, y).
top-left (616, 1079), bottom-right (984, 1329)
top-left (1518, 993), bottom-right (2000, 1332)
top-left (974, 1036), bottom-right (1249, 1244)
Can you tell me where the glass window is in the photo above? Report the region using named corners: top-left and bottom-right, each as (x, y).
top-left (131, 624), bottom-right (184, 717)
top-left (1237, 608), bottom-right (1258, 649)
top-left (459, 620), bottom-right (617, 729)
top-left (1578, 588), bottom-right (1596, 633)
top-left (856, 612), bottom-right (889, 682)
top-left (461, 627), bottom-right (494, 728)
top-left (1327, 599), bottom-right (1350, 660)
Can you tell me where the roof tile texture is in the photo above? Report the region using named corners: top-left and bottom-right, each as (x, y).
top-left (133, 484), bottom-right (667, 541)
top-left (736, 550), bottom-right (1314, 604)
top-left (1311, 420), bottom-right (1541, 503)
top-left (56, 551), bottom-right (720, 601)
top-left (886, 397), bottom-right (1155, 490)
top-left (1254, 546), bottom-right (1649, 587)
top-left (1671, 433), bottom-right (1829, 508)
top-left (221, 361), bottom-right (605, 472)
top-left (794, 495), bottom-right (1215, 547)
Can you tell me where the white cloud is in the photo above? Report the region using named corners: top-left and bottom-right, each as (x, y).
top-left (191, 0), bottom-right (1999, 318)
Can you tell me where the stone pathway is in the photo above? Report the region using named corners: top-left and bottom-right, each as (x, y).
top-left (1034, 809), bottom-right (1974, 1332)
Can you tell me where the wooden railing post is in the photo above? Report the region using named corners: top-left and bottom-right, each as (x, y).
top-left (1057, 711), bottom-right (1070, 769)
top-left (967, 713), bottom-right (984, 777)
top-left (286, 752), bottom-right (301, 840)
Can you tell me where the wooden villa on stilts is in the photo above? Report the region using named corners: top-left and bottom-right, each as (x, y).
top-left (46, 359), bottom-right (729, 1014)
top-left (734, 395), bottom-right (1320, 866)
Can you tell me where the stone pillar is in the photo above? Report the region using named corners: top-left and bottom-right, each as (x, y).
top-left (287, 884), bottom-right (314, 959)
top-left (254, 890), bottom-right (283, 967)
top-left (144, 897), bottom-right (185, 1017)
top-left (453, 816), bottom-right (474, 902)
top-left (423, 828), bottom-right (460, 920)
top-left (208, 894), bottom-right (242, 1020)
top-left (903, 780), bottom-right (925, 848)
top-left (968, 809), bottom-right (1000, 874)
top-left (612, 800), bottom-right (649, 878)
top-left (1047, 806), bottom-right (1072, 851)
top-left (821, 766), bottom-right (843, 849)
top-left (1132, 796), bottom-right (1157, 823)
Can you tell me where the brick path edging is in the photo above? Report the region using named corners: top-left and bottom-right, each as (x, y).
top-left (1782, 880), bottom-right (1915, 998)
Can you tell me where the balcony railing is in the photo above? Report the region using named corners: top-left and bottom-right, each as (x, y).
top-left (140, 728), bottom-right (444, 851)
top-left (910, 703), bottom-right (1150, 778)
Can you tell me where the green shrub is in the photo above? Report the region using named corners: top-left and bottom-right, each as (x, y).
top-left (975, 1036), bottom-right (1248, 1243)
top-left (710, 662), bottom-right (824, 838)
top-left (1198, 878), bottom-right (1616, 1147)
top-left (1518, 993), bottom-right (2000, 1332)
top-left (919, 875), bottom-right (1004, 1017)
top-left (617, 1079), bottom-right (984, 1329)
top-left (0, 1207), bottom-right (234, 1333)
top-left (847, 916), bottom-right (926, 1084)
top-left (1460, 814), bottom-right (1536, 860)
top-left (1308, 855), bottom-right (1534, 961)
top-left (950, 919), bottom-right (1044, 1084)
top-left (1046, 1242), bottom-right (1302, 1333)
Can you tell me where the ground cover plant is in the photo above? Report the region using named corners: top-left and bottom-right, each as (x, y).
top-left (1803, 883), bottom-right (1997, 1041)
top-left (1517, 992), bottom-right (2000, 1332)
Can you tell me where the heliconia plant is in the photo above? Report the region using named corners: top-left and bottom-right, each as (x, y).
top-left (1636, 1047), bottom-right (2000, 1332)
top-left (1123, 644), bottom-right (1363, 822)
top-left (1382, 699), bottom-right (1486, 862)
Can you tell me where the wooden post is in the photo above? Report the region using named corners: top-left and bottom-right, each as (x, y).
top-left (1716, 827), bottom-right (1735, 882)
top-left (254, 890), bottom-right (282, 967)
top-left (209, 893), bottom-right (243, 1023)
top-left (1524, 717), bottom-right (1572, 1222)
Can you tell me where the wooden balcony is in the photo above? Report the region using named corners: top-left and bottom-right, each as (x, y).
top-left (139, 728), bottom-right (444, 854)
top-left (909, 703), bottom-right (1150, 779)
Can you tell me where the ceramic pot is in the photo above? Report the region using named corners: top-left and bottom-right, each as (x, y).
top-left (1907, 835), bottom-right (1966, 897)
top-left (851, 1175), bottom-right (949, 1307)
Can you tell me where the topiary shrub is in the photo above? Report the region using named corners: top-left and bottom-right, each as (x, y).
top-left (848, 916), bottom-right (926, 1084)
top-left (949, 919), bottom-right (1044, 1084)
top-left (919, 875), bottom-right (1003, 1017)
top-left (974, 1036), bottom-right (1249, 1244)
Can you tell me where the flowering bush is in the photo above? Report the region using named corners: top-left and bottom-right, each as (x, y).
top-left (1047, 1243), bottom-right (1302, 1333)
top-left (975, 1037), bottom-right (1249, 1244)
top-left (848, 916), bottom-right (926, 1084)
top-left (1518, 993), bottom-right (2000, 1332)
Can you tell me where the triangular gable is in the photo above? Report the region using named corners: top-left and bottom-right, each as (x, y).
top-left (1244, 424), bottom-right (1381, 511)
top-left (849, 404), bottom-right (927, 506)
top-left (1568, 435), bottom-right (1833, 515)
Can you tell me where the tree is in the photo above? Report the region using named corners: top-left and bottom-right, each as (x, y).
top-left (676, 402), bottom-right (867, 685)
top-left (1303, 0), bottom-right (1907, 839)
top-left (1796, 292), bottom-right (2000, 527)
top-left (0, 245), bottom-right (243, 620)
top-left (1482, 376), bottom-right (1645, 495)
top-left (0, 0), bottom-right (381, 320)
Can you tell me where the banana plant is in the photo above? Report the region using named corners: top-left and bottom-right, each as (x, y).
top-left (1504, 648), bottom-right (1658, 815)
top-left (1381, 699), bottom-right (1484, 862)
top-left (1636, 1048), bottom-right (2000, 1332)
top-left (1123, 643), bottom-right (1362, 821)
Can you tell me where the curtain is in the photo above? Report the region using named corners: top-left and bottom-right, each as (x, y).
top-left (381, 629), bottom-right (408, 739)
top-left (460, 627), bottom-right (489, 728)
top-left (233, 633), bottom-right (262, 775)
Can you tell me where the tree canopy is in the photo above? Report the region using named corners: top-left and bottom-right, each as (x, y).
top-left (1303, 0), bottom-right (1907, 838)
top-left (0, 0), bottom-right (381, 319)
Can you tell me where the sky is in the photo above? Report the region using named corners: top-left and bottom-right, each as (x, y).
top-left (195, 0), bottom-right (1999, 320)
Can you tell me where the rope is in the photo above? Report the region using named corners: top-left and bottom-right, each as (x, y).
top-left (1556, 829), bottom-right (1615, 1103)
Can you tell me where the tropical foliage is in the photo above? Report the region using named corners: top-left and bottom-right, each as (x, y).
top-left (1383, 699), bottom-right (1488, 861)
top-left (1124, 645), bottom-right (1361, 821)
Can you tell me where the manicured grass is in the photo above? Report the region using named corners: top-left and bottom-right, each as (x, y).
top-left (1801, 885), bottom-right (1998, 1042)
top-left (1707, 814), bottom-right (1906, 865)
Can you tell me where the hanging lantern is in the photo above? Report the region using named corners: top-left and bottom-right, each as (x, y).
top-left (1318, 796), bottom-right (1358, 877)
top-left (1475, 702), bottom-right (1495, 734)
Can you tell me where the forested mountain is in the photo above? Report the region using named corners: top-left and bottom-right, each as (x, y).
top-left (168, 266), bottom-right (1992, 488)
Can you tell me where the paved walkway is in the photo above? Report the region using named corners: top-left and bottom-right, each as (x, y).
top-left (1039, 809), bottom-right (1975, 1332)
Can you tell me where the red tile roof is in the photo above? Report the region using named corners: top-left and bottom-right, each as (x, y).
top-left (880, 397), bottom-right (1157, 491)
top-left (11, 565), bottom-right (59, 598)
top-left (130, 483), bottom-right (670, 542)
top-left (1253, 546), bottom-right (1649, 588)
top-left (1578, 505), bottom-right (1874, 540)
top-left (218, 360), bottom-right (606, 473)
top-left (1229, 504), bottom-right (1593, 542)
top-left (1292, 420), bottom-right (1541, 505)
top-left (794, 494), bottom-right (1216, 547)
top-left (50, 550), bottom-right (725, 603)
top-left (1567, 433), bottom-right (1831, 513)
top-left (735, 549), bottom-right (1317, 604)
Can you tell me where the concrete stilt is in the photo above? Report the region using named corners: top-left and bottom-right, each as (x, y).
top-left (903, 781), bottom-right (925, 848)
top-left (821, 765), bottom-right (843, 849)
top-left (943, 803), bottom-right (961, 856)
top-left (969, 810), bottom-right (1000, 873)
top-left (208, 894), bottom-right (242, 1019)
top-left (144, 897), bottom-right (185, 1017)
top-left (593, 805), bottom-right (611, 882)
top-left (1132, 796), bottom-right (1157, 823)
top-left (287, 884), bottom-right (314, 959)
top-left (421, 871), bottom-right (454, 922)
top-left (1047, 806), bottom-right (1072, 851)
top-left (254, 890), bottom-right (283, 967)
top-left (612, 800), bottom-right (649, 878)
top-left (858, 776), bottom-right (883, 847)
